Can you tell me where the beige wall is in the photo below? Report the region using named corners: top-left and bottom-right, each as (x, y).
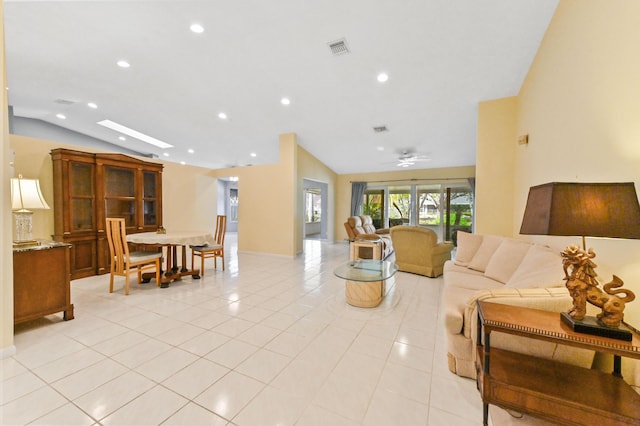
top-left (335, 166), bottom-right (476, 242)
top-left (1, 1), bottom-right (15, 356)
top-left (211, 134), bottom-right (298, 257)
top-left (297, 145), bottom-right (338, 250)
top-left (8, 135), bottom-right (219, 239)
top-left (477, 0), bottom-right (640, 382)
top-left (475, 97), bottom-right (517, 236)
top-left (514, 0), bottom-right (640, 325)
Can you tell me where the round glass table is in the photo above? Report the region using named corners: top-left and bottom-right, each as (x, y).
top-left (334, 260), bottom-right (398, 307)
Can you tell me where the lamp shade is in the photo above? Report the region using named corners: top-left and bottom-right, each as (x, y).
top-left (10, 177), bottom-right (50, 211)
top-left (519, 182), bottom-right (640, 239)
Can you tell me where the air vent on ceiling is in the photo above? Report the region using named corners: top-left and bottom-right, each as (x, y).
top-left (373, 125), bottom-right (388, 133)
top-left (328, 38), bottom-right (350, 56)
top-left (54, 98), bottom-right (76, 105)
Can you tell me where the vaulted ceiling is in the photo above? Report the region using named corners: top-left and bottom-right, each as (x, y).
top-left (4, 0), bottom-right (558, 173)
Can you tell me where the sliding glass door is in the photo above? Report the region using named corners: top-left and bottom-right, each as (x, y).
top-left (362, 181), bottom-right (473, 243)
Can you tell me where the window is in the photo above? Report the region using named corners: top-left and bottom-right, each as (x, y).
top-left (363, 189), bottom-right (384, 228)
top-left (229, 188), bottom-right (238, 222)
top-left (305, 190), bottom-right (322, 223)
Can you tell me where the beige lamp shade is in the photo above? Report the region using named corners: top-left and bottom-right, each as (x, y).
top-left (11, 176), bottom-right (50, 211)
top-left (520, 182), bottom-right (640, 239)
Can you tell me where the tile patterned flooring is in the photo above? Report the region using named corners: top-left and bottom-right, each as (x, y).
top-left (2, 234), bottom-right (529, 425)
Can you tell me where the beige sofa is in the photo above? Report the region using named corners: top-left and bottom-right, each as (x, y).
top-left (443, 231), bottom-right (595, 379)
top-left (389, 226), bottom-right (453, 277)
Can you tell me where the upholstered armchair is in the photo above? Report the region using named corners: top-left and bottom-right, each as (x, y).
top-left (389, 226), bottom-right (454, 277)
top-left (344, 215), bottom-right (393, 258)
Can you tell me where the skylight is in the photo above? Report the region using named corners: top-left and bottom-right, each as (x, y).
top-left (97, 120), bottom-right (173, 149)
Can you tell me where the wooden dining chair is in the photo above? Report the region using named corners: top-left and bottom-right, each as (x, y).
top-left (105, 218), bottom-right (162, 295)
top-left (191, 215), bottom-right (227, 275)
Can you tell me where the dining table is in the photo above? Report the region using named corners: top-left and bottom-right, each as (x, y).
top-left (126, 230), bottom-right (214, 287)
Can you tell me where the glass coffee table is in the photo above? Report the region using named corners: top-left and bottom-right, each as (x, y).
top-left (334, 259), bottom-right (398, 307)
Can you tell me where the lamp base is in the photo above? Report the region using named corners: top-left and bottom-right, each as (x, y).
top-left (560, 312), bottom-right (632, 341)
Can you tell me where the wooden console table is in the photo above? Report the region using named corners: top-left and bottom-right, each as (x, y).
top-left (13, 241), bottom-right (74, 325)
top-left (476, 301), bottom-right (640, 426)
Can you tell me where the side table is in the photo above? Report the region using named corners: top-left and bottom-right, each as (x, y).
top-left (476, 301), bottom-right (640, 425)
top-left (334, 260), bottom-right (397, 308)
top-left (350, 236), bottom-right (383, 261)
top-left (13, 241), bottom-right (74, 324)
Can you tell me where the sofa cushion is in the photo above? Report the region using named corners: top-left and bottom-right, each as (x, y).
top-left (444, 266), bottom-right (504, 291)
top-left (468, 235), bottom-right (502, 272)
top-left (454, 232), bottom-right (483, 266)
top-left (506, 245), bottom-right (564, 288)
top-left (483, 239), bottom-right (532, 284)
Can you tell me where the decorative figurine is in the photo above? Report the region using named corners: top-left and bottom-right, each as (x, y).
top-left (561, 245), bottom-right (635, 328)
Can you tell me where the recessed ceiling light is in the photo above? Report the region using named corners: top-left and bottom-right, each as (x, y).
top-left (377, 73), bottom-right (389, 83)
top-left (97, 119), bottom-right (173, 149)
top-left (190, 24), bottom-right (204, 34)
top-left (281, 98), bottom-right (290, 105)
top-left (163, 152), bottom-right (170, 157)
top-left (117, 60), bottom-right (130, 68)
top-left (87, 102), bottom-right (98, 109)
top-left (377, 146), bottom-right (385, 151)
top-left (56, 114), bottom-right (66, 119)
top-left (118, 136), bottom-right (126, 141)
top-left (180, 161), bottom-right (186, 165)
top-left (218, 112), bottom-right (227, 119)
top-left (188, 149), bottom-right (194, 154)
top-left (250, 152), bottom-right (257, 157)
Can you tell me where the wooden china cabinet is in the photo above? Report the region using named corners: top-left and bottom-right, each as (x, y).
top-left (51, 148), bottom-right (163, 279)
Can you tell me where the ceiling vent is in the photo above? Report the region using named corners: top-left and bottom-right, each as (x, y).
top-left (328, 38), bottom-right (350, 56)
top-left (54, 98), bottom-right (76, 105)
top-left (373, 125), bottom-right (388, 133)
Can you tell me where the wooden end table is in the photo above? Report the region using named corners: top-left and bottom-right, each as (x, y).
top-left (476, 301), bottom-right (640, 425)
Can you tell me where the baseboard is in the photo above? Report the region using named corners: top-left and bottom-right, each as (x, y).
top-left (0, 344), bottom-right (17, 359)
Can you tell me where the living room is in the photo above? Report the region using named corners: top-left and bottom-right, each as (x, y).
top-left (2, 0), bottom-right (640, 424)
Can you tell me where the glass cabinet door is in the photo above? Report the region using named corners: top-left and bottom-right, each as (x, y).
top-left (143, 172), bottom-right (157, 226)
top-left (105, 167), bottom-right (134, 197)
top-left (70, 162), bottom-right (94, 231)
top-left (104, 166), bottom-right (135, 227)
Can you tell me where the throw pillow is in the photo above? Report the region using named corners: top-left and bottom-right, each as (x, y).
top-left (506, 244), bottom-right (564, 288)
top-left (484, 239), bottom-right (532, 284)
top-left (454, 231), bottom-right (483, 266)
top-left (467, 235), bottom-right (502, 272)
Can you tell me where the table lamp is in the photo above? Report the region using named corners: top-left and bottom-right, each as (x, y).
top-left (11, 174), bottom-right (50, 247)
top-left (520, 182), bottom-right (640, 340)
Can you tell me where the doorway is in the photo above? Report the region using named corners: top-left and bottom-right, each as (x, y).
top-left (303, 179), bottom-right (328, 240)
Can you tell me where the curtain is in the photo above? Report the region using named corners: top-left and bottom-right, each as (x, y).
top-left (350, 182), bottom-right (367, 216)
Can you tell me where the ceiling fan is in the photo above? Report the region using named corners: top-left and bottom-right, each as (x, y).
top-left (395, 149), bottom-right (431, 168)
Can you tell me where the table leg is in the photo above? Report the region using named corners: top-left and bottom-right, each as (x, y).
top-left (181, 245), bottom-right (188, 273)
top-left (613, 355), bottom-right (622, 378)
top-left (171, 246), bottom-right (179, 273)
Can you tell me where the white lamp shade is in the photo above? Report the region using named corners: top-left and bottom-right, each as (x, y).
top-left (11, 177), bottom-right (50, 211)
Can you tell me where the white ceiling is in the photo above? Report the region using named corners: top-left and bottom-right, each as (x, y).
top-left (4, 0), bottom-right (558, 174)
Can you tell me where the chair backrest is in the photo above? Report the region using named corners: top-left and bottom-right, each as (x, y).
top-left (214, 215), bottom-right (227, 246)
top-left (359, 215), bottom-right (377, 234)
top-left (105, 218), bottom-right (130, 274)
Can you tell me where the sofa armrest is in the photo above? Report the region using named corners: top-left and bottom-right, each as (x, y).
top-left (375, 228), bottom-right (390, 235)
top-left (462, 287), bottom-right (570, 339)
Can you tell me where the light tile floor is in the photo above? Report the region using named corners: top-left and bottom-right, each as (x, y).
top-left (1, 234), bottom-right (542, 425)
